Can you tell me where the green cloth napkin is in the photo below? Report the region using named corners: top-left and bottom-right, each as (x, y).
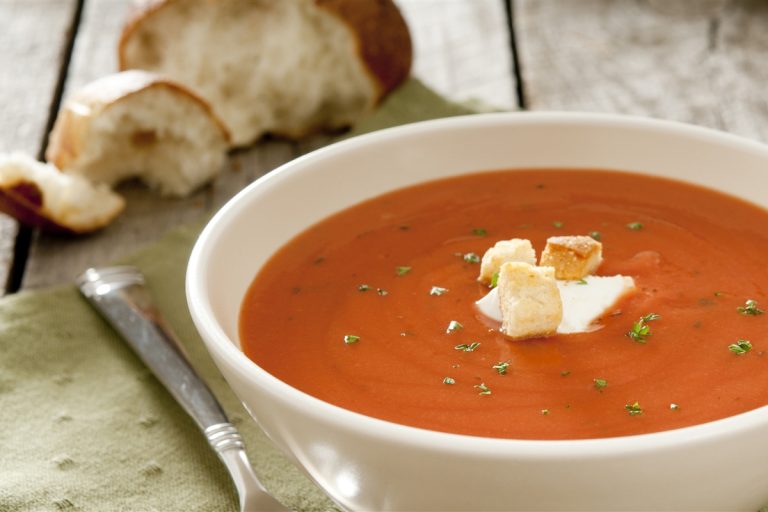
top-left (0, 79), bottom-right (473, 512)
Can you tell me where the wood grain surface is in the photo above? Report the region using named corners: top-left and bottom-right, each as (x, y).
top-left (514, 0), bottom-right (768, 143)
top-left (20, 0), bottom-right (517, 289)
top-left (0, 0), bottom-right (79, 290)
top-left (398, 0), bottom-right (517, 109)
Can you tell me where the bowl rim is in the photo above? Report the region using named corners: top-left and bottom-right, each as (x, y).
top-left (187, 111), bottom-right (768, 456)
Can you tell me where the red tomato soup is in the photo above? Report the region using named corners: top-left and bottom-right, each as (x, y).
top-left (239, 170), bottom-right (768, 439)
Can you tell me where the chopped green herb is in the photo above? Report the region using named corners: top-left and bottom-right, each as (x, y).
top-left (714, 291), bottom-right (724, 297)
top-left (472, 228), bottom-right (487, 236)
top-left (593, 378), bottom-right (608, 391)
top-left (577, 278), bottom-right (588, 285)
top-left (446, 320), bottom-right (463, 333)
top-left (475, 383), bottom-right (492, 395)
top-left (626, 222), bottom-right (644, 231)
top-left (463, 252), bottom-right (481, 264)
top-left (343, 335), bottom-right (360, 344)
top-left (552, 220), bottom-right (564, 228)
top-left (395, 266), bottom-right (412, 276)
top-left (541, 409), bottom-right (550, 415)
top-left (490, 271), bottom-right (500, 288)
top-left (589, 231), bottom-right (602, 241)
top-left (429, 286), bottom-right (448, 296)
top-left (560, 370), bottom-right (571, 377)
top-left (492, 360), bottom-right (511, 375)
top-left (625, 402), bottom-right (643, 416)
top-left (670, 403), bottom-right (680, 411)
top-left (442, 377), bottom-right (456, 385)
top-left (376, 288), bottom-right (389, 296)
top-left (357, 284), bottom-right (370, 292)
top-left (455, 342), bottom-right (481, 352)
top-left (729, 339), bottom-right (753, 355)
top-left (626, 313), bottom-right (660, 343)
top-left (737, 299), bottom-right (764, 316)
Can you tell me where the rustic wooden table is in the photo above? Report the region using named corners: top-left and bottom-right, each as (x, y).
top-left (1, 0), bottom-right (766, 294)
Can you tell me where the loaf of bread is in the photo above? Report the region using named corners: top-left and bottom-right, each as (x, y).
top-left (0, 153), bottom-right (124, 234)
top-left (118, 0), bottom-right (412, 147)
top-left (46, 70), bottom-right (230, 197)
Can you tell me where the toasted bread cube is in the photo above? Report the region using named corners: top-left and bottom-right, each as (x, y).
top-left (498, 262), bottom-right (562, 340)
top-left (539, 235), bottom-right (603, 280)
top-left (478, 238), bottom-right (537, 285)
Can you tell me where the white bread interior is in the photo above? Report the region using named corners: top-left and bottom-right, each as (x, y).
top-left (540, 235), bottom-right (603, 280)
top-left (478, 238), bottom-right (537, 285)
top-left (0, 153), bottom-right (124, 233)
top-left (497, 262), bottom-right (563, 340)
top-left (46, 71), bottom-right (229, 197)
top-left (119, 0), bottom-right (411, 146)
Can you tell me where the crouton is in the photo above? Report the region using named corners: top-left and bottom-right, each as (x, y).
top-left (539, 235), bottom-right (603, 280)
top-left (497, 262), bottom-right (562, 340)
top-left (478, 238), bottom-right (536, 285)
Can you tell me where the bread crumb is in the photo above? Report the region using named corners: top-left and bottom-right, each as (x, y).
top-left (539, 235), bottom-right (603, 280)
top-left (497, 262), bottom-right (562, 339)
top-left (478, 239), bottom-right (536, 285)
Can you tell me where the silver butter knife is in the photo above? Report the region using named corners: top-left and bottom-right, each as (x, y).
top-left (77, 266), bottom-right (288, 512)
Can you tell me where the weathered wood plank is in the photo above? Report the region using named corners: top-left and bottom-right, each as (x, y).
top-left (514, 0), bottom-right (768, 142)
top-left (0, 0), bottom-right (79, 290)
top-left (398, 0), bottom-right (517, 109)
top-left (23, 0), bottom-right (517, 289)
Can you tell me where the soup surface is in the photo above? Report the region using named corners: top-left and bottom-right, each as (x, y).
top-left (240, 170), bottom-right (768, 439)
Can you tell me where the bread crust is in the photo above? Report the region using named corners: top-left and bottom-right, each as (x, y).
top-left (46, 70), bottom-right (230, 171)
top-left (315, 0), bottom-right (412, 99)
top-left (0, 181), bottom-right (74, 234)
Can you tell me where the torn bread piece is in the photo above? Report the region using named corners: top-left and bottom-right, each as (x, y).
top-left (119, 0), bottom-right (412, 146)
top-left (478, 238), bottom-right (537, 285)
top-left (0, 153), bottom-right (124, 234)
top-left (497, 262), bottom-right (563, 340)
top-left (46, 70), bottom-right (230, 197)
top-left (539, 235), bottom-right (603, 280)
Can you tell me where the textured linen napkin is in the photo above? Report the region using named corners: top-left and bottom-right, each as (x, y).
top-left (0, 79), bottom-right (473, 512)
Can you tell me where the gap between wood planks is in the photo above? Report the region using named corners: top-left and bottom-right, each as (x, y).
top-left (504, 0), bottom-right (528, 109)
top-left (5, 0), bottom-right (86, 294)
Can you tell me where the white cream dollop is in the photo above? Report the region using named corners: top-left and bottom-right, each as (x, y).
top-left (475, 275), bottom-right (635, 334)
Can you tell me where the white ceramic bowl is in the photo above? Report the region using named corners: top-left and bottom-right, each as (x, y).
top-left (187, 113), bottom-right (768, 511)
